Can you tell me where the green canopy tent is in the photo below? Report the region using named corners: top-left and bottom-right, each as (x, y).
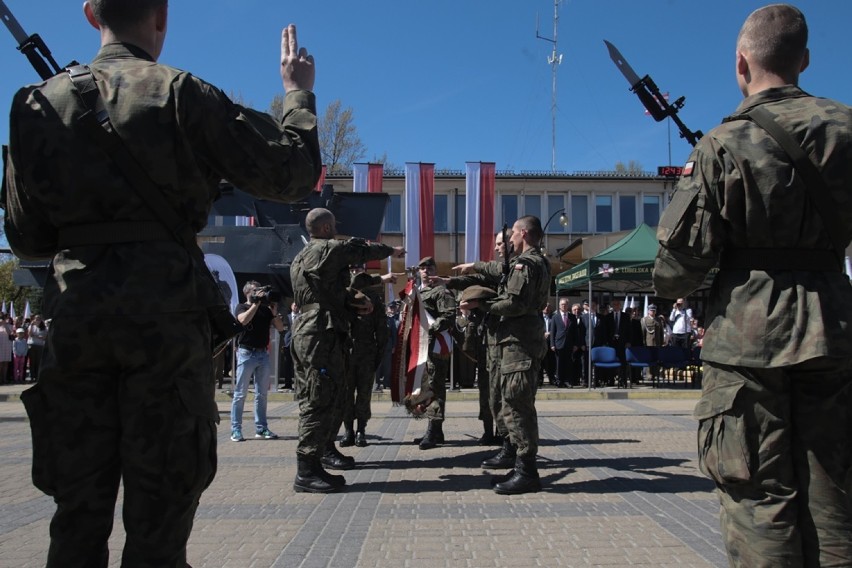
top-left (555, 223), bottom-right (658, 294)
top-left (555, 223), bottom-right (659, 389)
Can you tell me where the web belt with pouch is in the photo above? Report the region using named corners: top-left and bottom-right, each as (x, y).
top-left (719, 105), bottom-right (847, 273)
top-left (65, 65), bottom-right (241, 356)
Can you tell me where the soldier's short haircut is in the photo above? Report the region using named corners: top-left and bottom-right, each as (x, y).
top-left (737, 4), bottom-right (807, 77)
top-left (88, 0), bottom-right (167, 34)
top-left (516, 215), bottom-right (543, 244)
top-left (305, 208), bottom-right (335, 236)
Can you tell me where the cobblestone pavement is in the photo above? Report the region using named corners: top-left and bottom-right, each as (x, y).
top-left (0, 385), bottom-right (726, 567)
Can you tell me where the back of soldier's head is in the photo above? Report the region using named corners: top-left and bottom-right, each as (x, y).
top-left (87, 0), bottom-right (167, 34)
top-left (305, 208), bottom-right (335, 236)
top-left (516, 215), bottom-right (543, 245)
top-left (737, 4), bottom-right (807, 77)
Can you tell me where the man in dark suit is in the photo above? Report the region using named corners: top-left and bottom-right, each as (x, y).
top-left (550, 298), bottom-right (581, 387)
top-left (540, 303), bottom-right (555, 386)
top-left (606, 299), bottom-right (633, 387)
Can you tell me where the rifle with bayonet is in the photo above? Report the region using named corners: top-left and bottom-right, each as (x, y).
top-left (1, 0), bottom-right (74, 80)
top-left (604, 40), bottom-right (703, 147)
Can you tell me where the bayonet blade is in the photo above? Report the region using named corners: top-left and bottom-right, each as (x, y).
top-left (604, 40), bottom-right (642, 88)
top-left (0, 0), bottom-right (29, 46)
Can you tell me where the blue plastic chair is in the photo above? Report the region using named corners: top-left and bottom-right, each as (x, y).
top-left (657, 346), bottom-right (691, 385)
top-left (626, 346), bottom-right (654, 386)
top-left (590, 346), bottom-right (621, 388)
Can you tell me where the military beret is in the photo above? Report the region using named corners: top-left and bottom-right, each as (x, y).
top-left (350, 272), bottom-right (375, 290)
top-left (418, 256), bottom-right (436, 267)
top-left (459, 285), bottom-right (497, 304)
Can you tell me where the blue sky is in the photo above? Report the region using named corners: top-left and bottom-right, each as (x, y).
top-left (2, 0), bottom-right (850, 174)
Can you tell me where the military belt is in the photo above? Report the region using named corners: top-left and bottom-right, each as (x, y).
top-left (720, 248), bottom-right (842, 272)
top-left (57, 221), bottom-right (172, 248)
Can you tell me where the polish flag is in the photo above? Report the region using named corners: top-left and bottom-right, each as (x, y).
top-left (391, 280), bottom-right (427, 404)
top-left (313, 164), bottom-right (327, 192)
top-left (404, 163), bottom-right (435, 268)
top-left (353, 163), bottom-right (384, 193)
top-left (465, 162), bottom-right (496, 263)
top-left (353, 163), bottom-right (385, 268)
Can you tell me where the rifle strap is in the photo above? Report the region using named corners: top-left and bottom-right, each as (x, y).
top-left (65, 65), bottom-right (204, 265)
top-left (730, 105), bottom-right (847, 263)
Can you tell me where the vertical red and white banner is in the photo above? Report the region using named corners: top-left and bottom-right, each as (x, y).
top-left (352, 163), bottom-right (384, 194)
top-left (464, 162), bottom-right (496, 263)
top-left (404, 162), bottom-right (434, 268)
top-left (314, 164), bottom-right (327, 192)
top-left (354, 163), bottom-right (386, 268)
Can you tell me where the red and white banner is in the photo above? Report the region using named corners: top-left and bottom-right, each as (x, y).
top-left (353, 163), bottom-right (384, 193)
top-left (314, 164), bottom-right (327, 192)
top-left (404, 163), bottom-right (435, 267)
top-left (464, 162), bottom-right (496, 263)
top-left (354, 163), bottom-right (385, 268)
top-left (390, 279), bottom-right (428, 404)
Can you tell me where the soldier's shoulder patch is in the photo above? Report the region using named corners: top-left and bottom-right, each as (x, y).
top-left (514, 263), bottom-right (525, 271)
top-left (682, 161), bottom-right (695, 177)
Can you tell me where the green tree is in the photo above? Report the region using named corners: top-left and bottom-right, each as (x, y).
top-left (319, 100), bottom-right (366, 174)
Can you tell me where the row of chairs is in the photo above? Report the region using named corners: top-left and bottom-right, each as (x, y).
top-left (590, 345), bottom-right (702, 388)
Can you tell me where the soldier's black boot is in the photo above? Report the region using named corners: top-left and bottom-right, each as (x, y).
top-left (419, 420), bottom-right (443, 450)
top-left (355, 419), bottom-right (368, 447)
top-left (339, 421), bottom-right (355, 447)
top-left (493, 455), bottom-right (542, 495)
top-left (481, 436), bottom-right (516, 469)
top-left (478, 418), bottom-right (497, 445)
top-left (321, 441), bottom-right (355, 470)
top-left (293, 456), bottom-right (341, 493)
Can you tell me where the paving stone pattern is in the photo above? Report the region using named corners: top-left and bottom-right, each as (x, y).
top-left (0, 389), bottom-right (727, 567)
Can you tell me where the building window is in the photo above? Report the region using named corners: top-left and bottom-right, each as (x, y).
top-left (499, 195), bottom-right (518, 230)
top-left (434, 194), bottom-right (448, 233)
top-left (383, 194), bottom-right (402, 232)
top-left (454, 194), bottom-right (466, 232)
top-left (619, 195), bottom-right (636, 230)
top-left (547, 194), bottom-right (567, 233)
top-left (596, 195), bottom-right (612, 233)
top-left (643, 195), bottom-right (661, 226)
top-left (571, 195), bottom-right (588, 233)
top-left (524, 195), bottom-right (541, 220)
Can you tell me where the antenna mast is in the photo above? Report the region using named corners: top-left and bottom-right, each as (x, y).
top-left (536, 0), bottom-right (562, 173)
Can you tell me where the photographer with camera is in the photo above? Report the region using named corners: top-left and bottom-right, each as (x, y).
top-left (230, 281), bottom-right (286, 443)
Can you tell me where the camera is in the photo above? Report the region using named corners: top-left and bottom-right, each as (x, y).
top-left (249, 285), bottom-right (279, 305)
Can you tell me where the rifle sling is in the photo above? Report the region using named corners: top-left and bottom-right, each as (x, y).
top-left (733, 106), bottom-right (847, 264)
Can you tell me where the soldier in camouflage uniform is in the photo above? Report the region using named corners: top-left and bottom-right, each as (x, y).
top-left (290, 208), bottom-right (404, 492)
top-left (653, 5), bottom-right (852, 566)
top-left (339, 269), bottom-right (390, 448)
top-left (413, 257), bottom-right (457, 450)
top-left (440, 230), bottom-right (515, 450)
top-left (3, 1), bottom-right (320, 564)
top-left (460, 216), bottom-right (550, 494)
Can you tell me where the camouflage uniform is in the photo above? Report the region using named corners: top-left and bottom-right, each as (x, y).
top-left (482, 248), bottom-right (550, 460)
top-left (417, 283), bottom-right (456, 421)
top-left (654, 86), bottom-right (852, 567)
top-left (343, 275), bottom-right (387, 432)
top-left (448, 261), bottom-right (506, 436)
top-left (289, 239), bottom-right (393, 460)
top-left (4, 43), bottom-right (320, 566)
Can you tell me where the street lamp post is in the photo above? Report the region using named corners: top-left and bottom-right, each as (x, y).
top-left (543, 208), bottom-right (569, 256)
